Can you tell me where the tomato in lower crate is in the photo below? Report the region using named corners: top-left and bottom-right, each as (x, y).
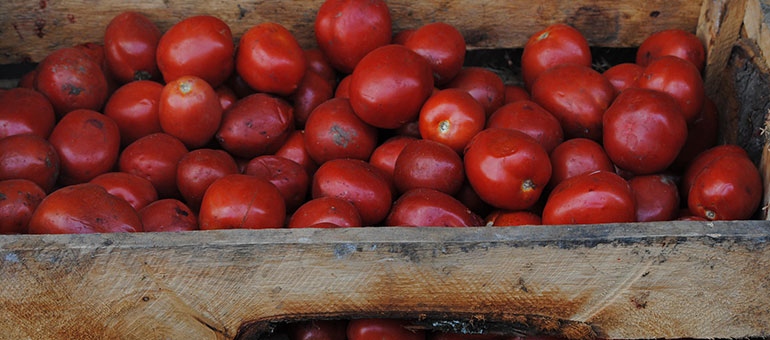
top-left (504, 85), bottom-right (529, 104)
top-left (680, 145), bottom-right (748, 202)
top-left (215, 85), bottom-right (237, 112)
top-left (312, 159), bottom-right (392, 226)
top-left (49, 109), bottom-right (120, 185)
top-left (304, 49), bottom-right (337, 88)
top-left (90, 172), bottom-right (158, 211)
top-left (104, 11), bottom-right (161, 83)
top-left (335, 75), bottom-right (351, 99)
top-left (292, 71), bottom-right (335, 128)
top-left (629, 175), bottom-right (679, 222)
top-left (0, 179), bottom-right (46, 234)
top-left (369, 136), bottom-right (416, 188)
top-left (289, 320), bottom-right (348, 340)
top-left (348, 319), bottom-right (425, 340)
top-left (199, 174), bottom-right (285, 229)
top-left (275, 130), bottom-right (319, 177)
top-left (404, 22), bottom-right (466, 85)
top-left (29, 183), bottom-right (141, 234)
top-left (671, 97), bottom-right (719, 171)
top-left (602, 63), bottom-right (643, 93)
top-left (634, 56), bottom-right (704, 123)
top-left (446, 67), bottom-right (505, 117)
top-left (237, 23), bottom-right (306, 96)
top-left (387, 188), bottom-right (481, 227)
top-left (103, 80), bottom-right (163, 146)
top-left (418, 88), bottom-right (485, 154)
top-left (34, 47), bottom-right (108, 117)
top-left (139, 199), bottom-right (198, 232)
top-left (486, 100), bottom-right (563, 153)
top-left (394, 139), bottom-right (464, 195)
top-left (543, 170), bottom-right (635, 225)
top-left (159, 75), bottom-right (223, 149)
top-left (245, 156), bottom-right (309, 212)
top-left (216, 93), bottom-right (294, 159)
top-left (0, 88), bottom-right (55, 139)
top-left (176, 149), bottom-right (239, 211)
top-left (0, 134), bottom-right (59, 193)
top-left (288, 197), bottom-right (362, 228)
top-left (688, 154), bottom-right (761, 220)
top-left (486, 210), bottom-right (542, 226)
top-left (637, 29), bottom-right (705, 72)
top-left (119, 133), bottom-right (188, 198)
top-left (305, 98), bottom-right (378, 163)
top-left (18, 70), bottom-right (36, 89)
top-left (521, 23), bottom-right (591, 89)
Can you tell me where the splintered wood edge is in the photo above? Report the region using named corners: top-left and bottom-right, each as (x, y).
top-left (697, 0), bottom-right (747, 98)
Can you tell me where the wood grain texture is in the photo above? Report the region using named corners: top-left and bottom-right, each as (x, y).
top-left (697, 0), bottom-right (747, 98)
top-left (1, 222), bottom-right (769, 340)
top-left (0, 0), bottom-right (703, 64)
top-left (743, 0), bottom-right (770, 59)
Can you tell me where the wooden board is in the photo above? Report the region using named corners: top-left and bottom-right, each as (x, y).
top-left (1, 222), bottom-right (769, 340)
top-left (0, 0), bottom-right (703, 64)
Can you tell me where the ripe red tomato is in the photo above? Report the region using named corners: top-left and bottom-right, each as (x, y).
top-left (292, 71), bottom-right (335, 128)
top-left (688, 153), bottom-right (761, 220)
top-left (159, 75), bottom-right (223, 148)
top-left (199, 174), bottom-right (286, 229)
top-left (90, 172), bottom-right (158, 211)
top-left (629, 175), bottom-right (679, 222)
top-left (119, 133), bottom-right (189, 198)
top-left (29, 183), bottom-right (142, 234)
top-left (237, 23), bottom-right (306, 96)
top-left (348, 319), bottom-right (424, 340)
top-left (176, 149), bottom-right (239, 211)
top-left (485, 210), bottom-right (542, 226)
top-left (404, 22), bottom-right (466, 85)
top-left (543, 171), bottom-right (635, 225)
top-left (104, 80), bottom-right (163, 146)
top-left (637, 29), bottom-right (705, 72)
top-left (369, 136), bottom-right (416, 187)
top-left (394, 139), bottom-right (464, 195)
top-left (73, 42), bottom-right (119, 96)
top-left (289, 320), bottom-right (348, 340)
top-left (0, 88), bottom-right (55, 139)
top-left (139, 199), bottom-right (198, 232)
top-left (456, 181), bottom-right (493, 218)
top-left (635, 56), bottom-right (704, 123)
top-left (275, 130), bottom-right (319, 177)
top-left (288, 197), bottom-right (362, 228)
top-left (216, 85), bottom-right (237, 112)
top-left (18, 70), bottom-right (36, 89)
top-left (349, 45), bottom-right (434, 129)
top-left (464, 128), bottom-right (551, 210)
top-left (504, 85), bottom-right (530, 104)
top-left (486, 100), bottom-right (564, 153)
top-left (0, 134), bottom-right (59, 193)
top-left (34, 48), bottom-right (108, 116)
top-left (671, 97), bottom-right (719, 170)
top-left (49, 109), bottom-right (120, 184)
top-left (393, 29), bottom-right (416, 45)
top-left (386, 188), bottom-right (480, 227)
top-left (418, 89), bottom-right (485, 154)
top-left (603, 63), bottom-right (643, 93)
top-left (335, 75), bottom-right (351, 99)
top-left (447, 67), bottom-right (505, 116)
top-left (216, 93), bottom-right (294, 159)
top-left (156, 15), bottom-right (234, 87)
top-left (304, 49), bottom-right (337, 87)
top-left (312, 159), bottom-right (392, 226)
top-left (681, 145), bottom-right (748, 202)
top-left (521, 24), bottom-right (591, 89)
top-left (104, 11), bottom-right (161, 83)
top-left (226, 73), bottom-right (256, 99)
top-left (549, 138), bottom-right (615, 189)
top-left (0, 179), bottom-right (46, 234)
top-left (245, 155), bottom-right (310, 212)
top-left (305, 98), bottom-right (378, 163)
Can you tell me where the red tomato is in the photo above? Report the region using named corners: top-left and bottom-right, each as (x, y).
top-left (629, 174), bottom-right (679, 222)
top-left (315, 0), bottom-right (392, 73)
top-left (447, 67), bottom-right (505, 116)
top-left (335, 75), bottom-right (351, 99)
top-left (312, 159), bottom-right (392, 226)
top-left (504, 85), bottom-right (530, 104)
top-left (245, 155), bottom-right (310, 212)
top-left (394, 139), bottom-right (464, 195)
top-left (348, 319), bottom-right (424, 340)
top-left (549, 138), bottom-right (614, 189)
top-left (18, 70), bottom-right (36, 89)
top-left (216, 93), bottom-right (294, 159)
top-left (464, 128), bottom-right (551, 210)
top-left (288, 197), bottom-right (362, 228)
top-left (237, 23), bottom-right (306, 96)
top-left (0, 134), bottom-right (59, 193)
top-left (637, 29), bottom-right (705, 72)
top-left (0, 88), bottom-right (55, 139)
top-left (418, 89), bottom-right (485, 154)
top-left (305, 49), bottom-right (337, 87)
top-left (396, 120), bottom-right (422, 139)
top-left (215, 85), bottom-right (237, 112)
top-left (159, 75), bottom-right (223, 148)
top-left (49, 109), bottom-right (120, 184)
top-left (369, 136), bottom-right (416, 187)
top-left (199, 174), bottom-right (285, 229)
top-left (349, 45), bottom-right (434, 129)
top-left (404, 22), bottom-right (466, 85)
top-left (72, 42), bottom-right (119, 96)
top-left (486, 210), bottom-right (542, 226)
top-left (156, 16), bottom-right (233, 87)
top-left (635, 56), bottom-right (704, 123)
top-left (681, 145), bottom-right (748, 202)
top-left (677, 215), bottom-right (707, 221)
top-left (139, 199), bottom-right (198, 232)
top-left (34, 48), bottom-right (108, 116)
top-left (305, 98), bottom-right (378, 163)
top-left (521, 24), bottom-right (591, 89)
top-left (0, 179), bottom-right (46, 234)
top-left (455, 180), bottom-right (493, 218)
top-left (275, 130), bottom-right (319, 177)
top-left (543, 171), bottom-right (635, 224)
top-left (29, 183), bottom-right (142, 234)
top-left (393, 29), bottom-right (416, 45)
top-left (603, 63), bottom-right (643, 93)
top-left (386, 188), bottom-right (480, 227)
top-left (486, 100), bottom-right (564, 153)
top-left (688, 154), bottom-right (761, 220)
top-left (226, 73), bottom-right (256, 99)
top-left (292, 71), bottom-right (335, 128)
top-left (103, 80), bottom-right (163, 146)
top-left (289, 320), bottom-right (348, 340)
top-left (603, 88), bottom-right (687, 175)
top-left (671, 97), bottom-right (719, 170)
top-left (531, 64), bottom-right (615, 141)
top-left (90, 172), bottom-right (158, 211)
top-left (104, 12), bottom-right (161, 83)
top-left (176, 149), bottom-right (239, 211)
top-left (119, 133), bottom-right (189, 198)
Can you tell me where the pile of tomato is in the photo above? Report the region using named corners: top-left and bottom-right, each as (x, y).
top-left (0, 0), bottom-right (762, 234)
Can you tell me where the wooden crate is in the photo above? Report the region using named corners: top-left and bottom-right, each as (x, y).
top-left (1, 0), bottom-right (770, 339)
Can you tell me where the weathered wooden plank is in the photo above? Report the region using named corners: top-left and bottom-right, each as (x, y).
top-left (0, 0), bottom-right (702, 64)
top-left (1, 222), bottom-right (769, 340)
top-left (697, 0), bottom-right (747, 98)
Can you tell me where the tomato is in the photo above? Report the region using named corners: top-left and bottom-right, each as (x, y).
top-left (159, 75), bottom-right (223, 148)
top-left (603, 88), bottom-right (687, 175)
top-left (139, 199), bottom-right (198, 232)
top-left (464, 128), bottom-right (551, 210)
top-left (369, 136), bottom-right (416, 187)
top-left (305, 49), bottom-right (337, 87)
top-left (0, 88), bottom-right (55, 139)
top-left (216, 93), bottom-right (294, 159)
top-left (603, 63), bottom-right (643, 93)
top-left (637, 29), bottom-right (705, 72)
top-left (312, 159), bottom-right (392, 226)
top-left (404, 22), bottom-right (466, 85)
top-left (237, 23), bottom-right (306, 96)
top-left (635, 56), bottom-right (704, 123)
top-left (486, 100), bottom-right (564, 153)
top-left (521, 24), bottom-right (591, 89)
top-left (104, 12), bottom-right (161, 83)
top-left (418, 89), bottom-right (485, 154)
top-left (549, 138), bottom-right (614, 189)
top-left (292, 71), bottom-right (335, 128)
top-left (677, 215), bottom-right (707, 221)
top-left (49, 109), bottom-right (120, 184)
top-left (394, 139), bottom-right (464, 195)
top-left (671, 97), bottom-right (719, 170)
top-left (275, 130), bottom-right (319, 177)
top-left (315, 0), bottom-right (392, 73)
top-left (0, 179), bottom-right (46, 234)
top-left (393, 29), bottom-right (416, 45)
top-left (34, 47), bottom-right (108, 116)
top-left (289, 320), bottom-right (348, 340)
top-left (288, 197), bottom-right (362, 228)
top-left (681, 145), bottom-right (748, 202)
top-left (335, 75), bottom-right (352, 99)
top-left (90, 172), bottom-right (158, 211)
top-left (306, 99), bottom-right (377, 164)
top-left (456, 180), bottom-right (493, 218)
top-left (485, 210), bottom-right (541, 226)
top-left (18, 70), bottom-right (36, 89)
top-left (688, 153), bottom-right (761, 220)
top-left (29, 183), bottom-right (142, 234)
top-left (531, 64), bottom-right (615, 141)
top-left (245, 155), bottom-right (310, 212)
top-left (103, 80), bottom-right (163, 146)
top-left (396, 120), bottom-right (422, 139)
top-left (176, 149), bottom-right (239, 211)
top-left (156, 16), bottom-right (233, 87)
top-left (350, 45), bottom-right (434, 129)
top-left (0, 134), bottom-right (59, 193)
top-left (226, 73), bottom-right (256, 99)
top-left (447, 67), bottom-right (505, 116)
top-left (216, 85), bottom-right (237, 112)
top-left (629, 174), bottom-right (679, 222)
top-left (199, 174), bottom-right (285, 229)
top-left (73, 42), bottom-right (119, 95)
top-left (543, 171), bottom-right (635, 225)
top-left (386, 188), bottom-right (480, 227)
top-left (504, 85), bottom-right (529, 104)
top-left (119, 133), bottom-right (189, 198)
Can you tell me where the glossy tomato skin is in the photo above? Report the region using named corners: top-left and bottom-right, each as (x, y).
top-left (216, 85), bottom-right (237, 112)
top-left (315, 0), bottom-right (392, 73)
top-left (312, 159), bottom-right (392, 226)
top-left (245, 155), bottom-right (310, 212)
top-left (104, 80), bottom-right (163, 146)
top-left (49, 109), bottom-right (120, 184)
top-left (531, 64), bottom-right (615, 141)
top-left (305, 98), bottom-right (378, 163)
top-left (603, 63), bottom-right (643, 93)
top-left (521, 24), bottom-right (591, 89)
top-left (237, 23), bottom-right (306, 96)
top-left (119, 133), bottom-right (189, 198)
top-left (289, 320), bottom-right (348, 340)
top-left (216, 93), bottom-right (294, 159)
top-left (549, 138), bottom-right (615, 188)
top-left (486, 210), bottom-right (542, 226)
top-left (275, 130), bottom-right (319, 177)
top-left (635, 56), bottom-right (704, 123)
top-left (347, 319), bottom-right (425, 340)
top-left (688, 154), bottom-right (761, 220)
top-left (486, 100), bottom-right (564, 153)
top-left (671, 97), bottom-right (719, 170)
top-left (199, 174), bottom-right (286, 229)
top-left (349, 45), bottom-right (434, 129)
top-left (335, 75), bottom-right (352, 99)
top-left (0, 179), bottom-right (46, 234)
top-left (404, 22), bottom-right (466, 85)
top-left (629, 175), bottom-right (679, 222)
top-left (368, 136), bottom-right (416, 187)
top-left (603, 88), bottom-right (688, 175)
top-left (0, 134), bottom-right (59, 193)
top-left (159, 75), bottom-right (223, 149)
top-left (288, 197), bottom-right (362, 228)
top-left (447, 67), bottom-right (505, 116)
top-left (34, 48), bottom-right (108, 116)
top-left (304, 49), bottom-right (337, 87)
top-left (386, 188), bottom-right (480, 227)
top-left (292, 71), bottom-right (335, 128)
top-left (504, 85), bottom-right (530, 104)
top-left (681, 145), bottom-right (748, 202)
top-left (90, 172), bottom-right (158, 211)
top-left (29, 183), bottom-right (142, 234)
top-left (419, 89), bottom-right (485, 154)
top-left (637, 29), bottom-right (705, 72)
top-left (156, 15), bottom-right (234, 87)
top-left (176, 149), bottom-right (239, 211)
top-left (394, 139), bottom-right (464, 195)
top-left (0, 88), bottom-right (56, 139)
top-left (543, 171), bottom-right (635, 225)
top-left (139, 199), bottom-right (198, 232)
top-left (464, 128), bottom-right (551, 210)
top-left (104, 11), bottom-right (161, 83)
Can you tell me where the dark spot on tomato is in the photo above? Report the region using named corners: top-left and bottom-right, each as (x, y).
top-left (86, 119), bottom-right (104, 129)
top-left (174, 206), bottom-right (189, 216)
top-left (134, 70), bottom-right (152, 81)
top-left (45, 156), bottom-right (52, 168)
top-left (329, 124), bottom-right (355, 148)
top-left (0, 193), bottom-right (5, 200)
top-left (63, 83), bottom-right (84, 95)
